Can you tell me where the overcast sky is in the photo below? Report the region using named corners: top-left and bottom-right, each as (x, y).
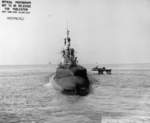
top-left (0, 0), bottom-right (150, 65)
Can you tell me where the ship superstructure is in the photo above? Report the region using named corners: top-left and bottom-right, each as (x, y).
top-left (60, 29), bottom-right (77, 67)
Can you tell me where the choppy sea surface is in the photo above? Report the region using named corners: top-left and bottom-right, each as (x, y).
top-left (0, 64), bottom-right (150, 123)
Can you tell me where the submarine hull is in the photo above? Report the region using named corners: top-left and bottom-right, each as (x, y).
top-left (53, 65), bottom-right (90, 96)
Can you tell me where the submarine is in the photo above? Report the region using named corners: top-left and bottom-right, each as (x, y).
top-left (52, 29), bottom-right (90, 96)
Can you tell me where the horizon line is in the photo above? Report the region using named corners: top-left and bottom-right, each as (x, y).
top-left (0, 62), bottom-right (150, 66)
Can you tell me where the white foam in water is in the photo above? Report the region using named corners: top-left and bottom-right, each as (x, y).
top-left (44, 74), bottom-right (54, 88)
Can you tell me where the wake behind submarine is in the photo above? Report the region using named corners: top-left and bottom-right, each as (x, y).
top-left (52, 29), bottom-right (90, 96)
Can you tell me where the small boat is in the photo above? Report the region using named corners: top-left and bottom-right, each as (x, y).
top-left (92, 66), bottom-right (112, 75)
top-left (53, 29), bottom-right (90, 96)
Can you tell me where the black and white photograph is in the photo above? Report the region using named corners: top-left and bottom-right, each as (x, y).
top-left (0, 0), bottom-right (150, 122)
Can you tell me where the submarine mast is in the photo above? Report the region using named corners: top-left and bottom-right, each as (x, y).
top-left (64, 29), bottom-right (71, 49)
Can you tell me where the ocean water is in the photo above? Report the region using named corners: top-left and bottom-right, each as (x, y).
top-left (0, 64), bottom-right (150, 123)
